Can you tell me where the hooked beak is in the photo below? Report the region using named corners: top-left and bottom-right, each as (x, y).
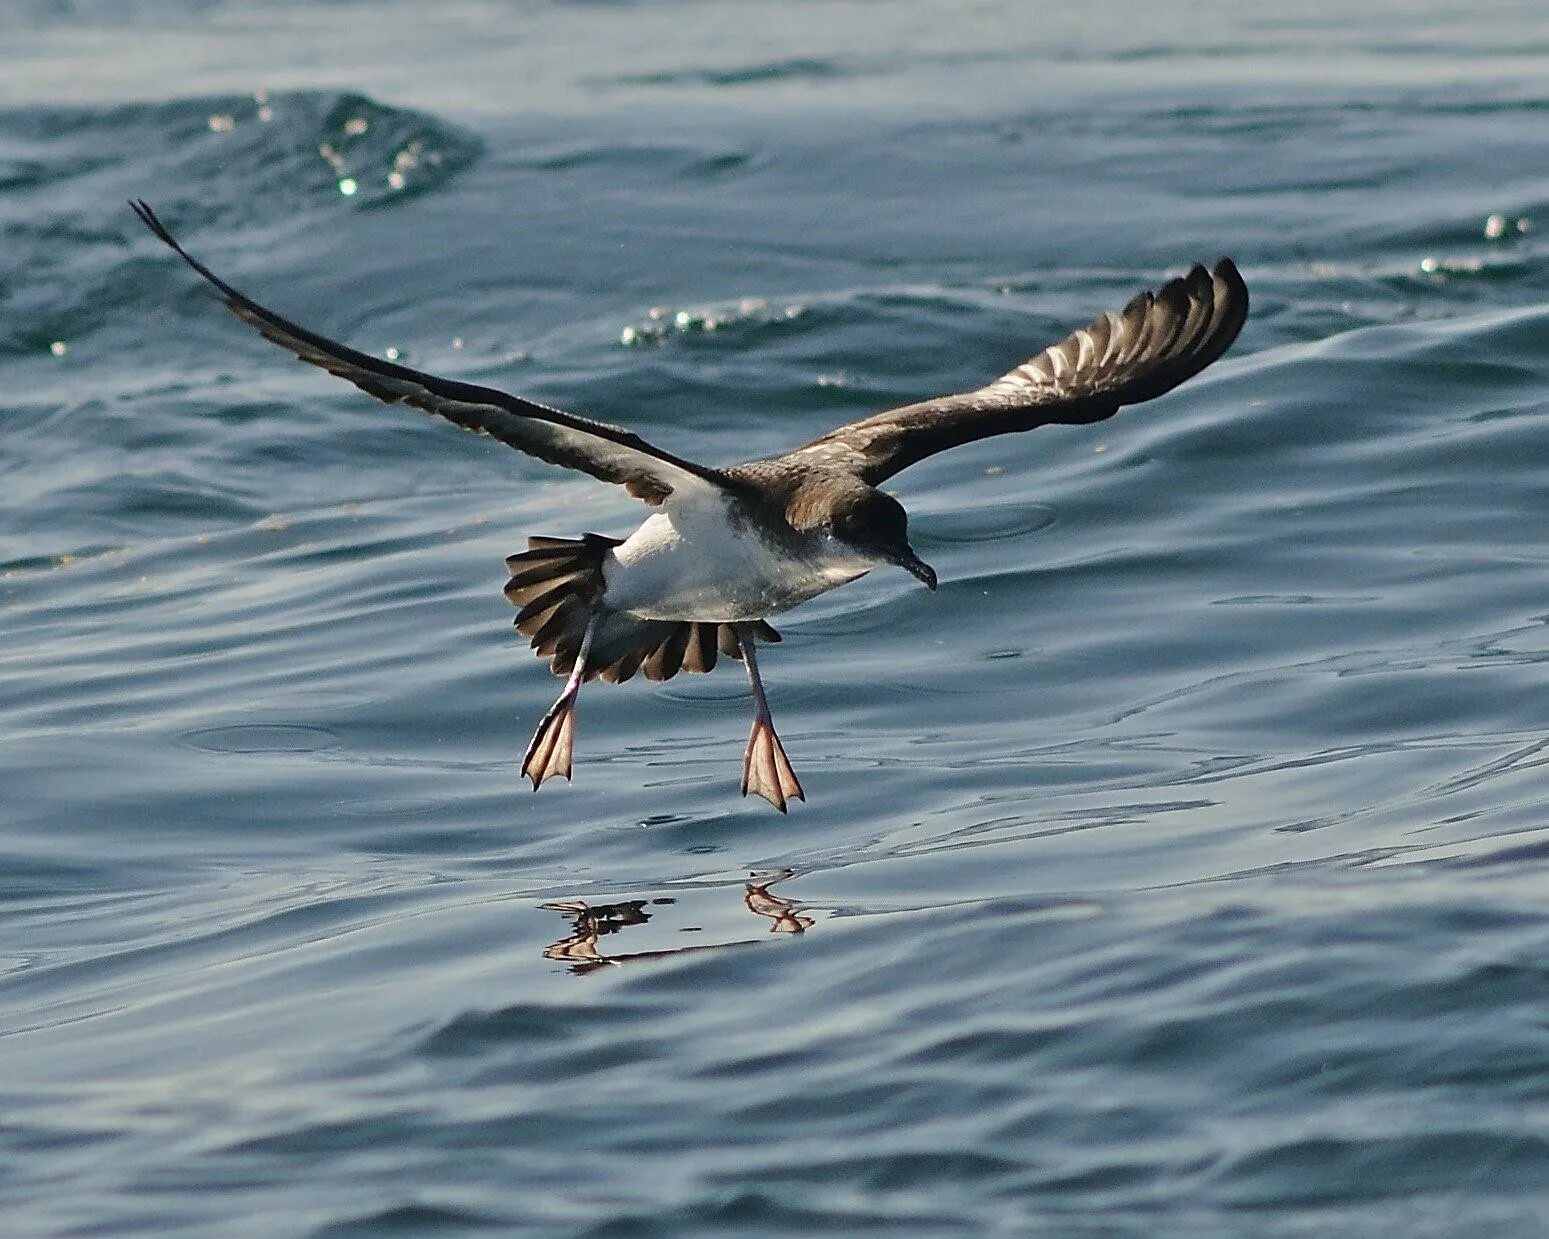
top-left (892, 546), bottom-right (938, 591)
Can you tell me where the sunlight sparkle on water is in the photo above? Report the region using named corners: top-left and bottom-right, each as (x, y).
top-left (1484, 212), bottom-right (1532, 239)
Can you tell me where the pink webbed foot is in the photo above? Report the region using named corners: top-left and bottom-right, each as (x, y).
top-left (741, 716), bottom-right (805, 813)
top-left (522, 611), bottom-right (598, 791)
top-left (523, 691), bottom-right (578, 789)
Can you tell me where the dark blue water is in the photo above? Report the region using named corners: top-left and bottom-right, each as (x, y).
top-left (8, 1), bottom-right (1549, 1234)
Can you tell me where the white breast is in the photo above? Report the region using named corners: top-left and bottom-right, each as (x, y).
top-left (601, 501), bottom-right (872, 621)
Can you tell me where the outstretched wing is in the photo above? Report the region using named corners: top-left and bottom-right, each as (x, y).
top-left (790, 259), bottom-right (1248, 484)
top-left (131, 200), bottom-right (727, 506)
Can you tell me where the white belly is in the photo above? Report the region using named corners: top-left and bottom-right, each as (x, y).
top-left (601, 505), bottom-right (871, 621)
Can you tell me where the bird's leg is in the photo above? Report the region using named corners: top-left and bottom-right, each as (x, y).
top-left (522, 611), bottom-right (598, 790)
top-left (737, 622), bottom-right (805, 812)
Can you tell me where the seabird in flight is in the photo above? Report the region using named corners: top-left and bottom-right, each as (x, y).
top-left (131, 200), bottom-right (1248, 811)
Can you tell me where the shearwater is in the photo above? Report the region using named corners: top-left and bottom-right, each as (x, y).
top-left (132, 200), bottom-right (1248, 811)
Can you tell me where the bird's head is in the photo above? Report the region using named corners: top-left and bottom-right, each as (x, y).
top-left (821, 486), bottom-right (937, 591)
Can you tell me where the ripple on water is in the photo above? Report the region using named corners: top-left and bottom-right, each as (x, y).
top-left (606, 56), bottom-right (856, 90)
top-left (179, 724), bottom-right (342, 755)
top-left (914, 499), bottom-right (1059, 545)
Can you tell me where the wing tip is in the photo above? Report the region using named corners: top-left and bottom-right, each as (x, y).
top-left (1206, 256), bottom-right (1250, 355)
top-left (129, 197), bottom-right (236, 303)
top-left (1210, 257), bottom-right (1249, 314)
top-left (129, 198), bottom-right (176, 249)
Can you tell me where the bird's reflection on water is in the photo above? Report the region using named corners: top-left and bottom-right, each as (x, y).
top-left (542, 870), bottom-right (813, 975)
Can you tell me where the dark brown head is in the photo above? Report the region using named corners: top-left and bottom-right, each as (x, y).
top-left (798, 482), bottom-right (936, 590)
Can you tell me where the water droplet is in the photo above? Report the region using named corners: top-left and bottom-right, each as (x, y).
top-left (207, 114), bottom-right (236, 132)
top-left (384, 346), bottom-right (401, 361)
top-left (620, 326), bottom-right (639, 346)
top-left (344, 116), bottom-right (369, 136)
top-left (387, 171), bottom-right (406, 190)
top-left (48, 340), bottom-right (67, 357)
top-left (338, 177), bottom-right (358, 196)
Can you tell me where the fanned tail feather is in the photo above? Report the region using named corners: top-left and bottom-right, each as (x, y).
top-left (503, 535), bottom-right (780, 682)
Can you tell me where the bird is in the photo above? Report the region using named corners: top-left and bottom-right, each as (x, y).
top-left (130, 200), bottom-right (1248, 811)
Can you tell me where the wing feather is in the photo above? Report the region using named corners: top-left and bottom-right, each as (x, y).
top-left (791, 259), bottom-right (1248, 483)
top-left (131, 200), bottom-right (725, 506)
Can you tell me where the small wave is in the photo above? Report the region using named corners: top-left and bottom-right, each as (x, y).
top-left (418, 1002), bottom-right (628, 1055)
top-left (310, 1203), bottom-right (508, 1237)
top-left (0, 89), bottom-right (479, 228)
top-left (1400, 254), bottom-right (1529, 284)
top-left (618, 296), bottom-right (808, 348)
top-left (0, 544), bottom-right (122, 577)
top-left (0, 91), bottom-right (480, 355)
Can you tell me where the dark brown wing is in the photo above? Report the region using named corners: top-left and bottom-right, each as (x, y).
top-left (131, 200), bottom-right (727, 506)
top-left (789, 259), bottom-right (1248, 484)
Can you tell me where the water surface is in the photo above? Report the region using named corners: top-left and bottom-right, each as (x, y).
top-left (7, 2), bottom-right (1549, 1235)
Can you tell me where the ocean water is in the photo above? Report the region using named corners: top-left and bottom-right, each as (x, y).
top-left (7, 1), bottom-right (1549, 1234)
